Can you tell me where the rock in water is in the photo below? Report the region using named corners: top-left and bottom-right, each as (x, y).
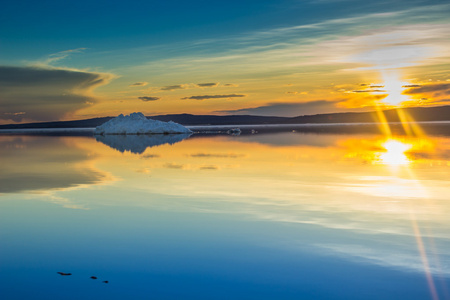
top-left (94, 112), bottom-right (192, 135)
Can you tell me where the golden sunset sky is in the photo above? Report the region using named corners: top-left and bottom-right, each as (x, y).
top-left (1, 0), bottom-right (450, 124)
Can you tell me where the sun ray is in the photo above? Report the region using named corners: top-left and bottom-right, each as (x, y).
top-left (396, 108), bottom-right (426, 137)
top-left (409, 212), bottom-right (440, 300)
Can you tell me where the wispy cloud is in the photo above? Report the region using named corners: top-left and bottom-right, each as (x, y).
top-left (38, 48), bottom-right (87, 66)
top-left (161, 84), bottom-right (189, 91)
top-left (107, 3), bottom-right (450, 115)
top-left (182, 94), bottom-right (247, 100)
top-left (164, 162), bottom-right (186, 169)
top-left (138, 96), bottom-right (160, 101)
top-left (351, 89), bottom-right (386, 93)
top-left (404, 83), bottom-right (450, 94)
top-left (189, 153), bottom-right (245, 158)
top-left (199, 165), bottom-right (220, 170)
top-left (127, 4), bottom-right (450, 80)
top-left (160, 82), bottom-right (223, 91)
top-left (197, 82), bottom-right (219, 87)
top-left (130, 82), bottom-right (148, 87)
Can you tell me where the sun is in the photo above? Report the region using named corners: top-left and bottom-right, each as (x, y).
top-left (349, 43), bottom-right (432, 107)
top-left (380, 70), bottom-right (411, 106)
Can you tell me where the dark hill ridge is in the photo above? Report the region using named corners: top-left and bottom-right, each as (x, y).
top-left (0, 105), bottom-right (449, 129)
top-left (151, 114), bottom-right (288, 125)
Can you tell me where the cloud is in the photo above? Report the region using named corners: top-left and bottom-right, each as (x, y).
top-left (164, 162), bottom-right (186, 169)
top-left (0, 66), bottom-right (114, 123)
top-left (182, 94), bottom-right (247, 100)
top-left (223, 83), bottom-right (239, 87)
top-left (403, 83), bottom-right (450, 94)
top-left (130, 82), bottom-right (148, 87)
top-left (218, 100), bottom-right (342, 117)
top-left (138, 96), bottom-right (160, 101)
top-left (135, 168), bottom-right (151, 174)
top-left (161, 84), bottom-right (188, 91)
top-left (0, 136), bottom-right (110, 194)
top-left (199, 165), bottom-right (219, 170)
top-left (141, 154), bottom-right (161, 159)
top-left (196, 82), bottom-right (219, 87)
top-left (351, 89), bottom-right (387, 93)
top-left (42, 48), bottom-right (87, 65)
top-left (189, 153), bottom-right (245, 158)
top-left (124, 5), bottom-right (450, 95)
top-left (160, 83), bottom-right (222, 90)
top-left (3, 111), bottom-right (26, 116)
top-left (402, 84), bottom-right (421, 88)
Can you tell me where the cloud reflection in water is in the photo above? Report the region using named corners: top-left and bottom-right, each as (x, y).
top-left (0, 136), bottom-right (111, 194)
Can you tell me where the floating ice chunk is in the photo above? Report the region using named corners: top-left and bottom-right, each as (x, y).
top-left (227, 128), bottom-right (241, 135)
top-left (94, 112), bottom-right (192, 135)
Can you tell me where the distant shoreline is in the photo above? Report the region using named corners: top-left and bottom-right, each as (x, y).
top-left (186, 120), bottom-right (450, 131)
top-left (1, 121), bottom-right (449, 136)
top-left (1, 105), bottom-right (449, 131)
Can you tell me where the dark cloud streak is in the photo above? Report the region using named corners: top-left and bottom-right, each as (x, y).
top-left (161, 84), bottom-right (187, 91)
top-left (182, 94), bottom-right (246, 100)
top-left (402, 84), bottom-right (421, 88)
top-left (130, 82), bottom-right (148, 87)
top-left (197, 82), bottom-right (219, 87)
top-left (404, 83), bottom-right (450, 94)
top-left (352, 89), bottom-right (386, 93)
top-left (138, 96), bottom-right (160, 101)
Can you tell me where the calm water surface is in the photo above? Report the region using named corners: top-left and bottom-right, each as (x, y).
top-left (1, 127), bottom-right (449, 299)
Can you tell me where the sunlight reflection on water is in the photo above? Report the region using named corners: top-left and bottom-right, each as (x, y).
top-left (0, 127), bottom-right (449, 300)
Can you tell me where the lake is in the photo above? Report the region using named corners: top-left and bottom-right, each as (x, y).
top-left (1, 123), bottom-right (449, 300)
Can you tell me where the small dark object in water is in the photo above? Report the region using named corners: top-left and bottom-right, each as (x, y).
top-left (57, 272), bottom-right (72, 276)
top-left (90, 276), bottom-right (97, 279)
top-left (227, 128), bottom-right (241, 135)
top-left (103, 280), bottom-right (109, 284)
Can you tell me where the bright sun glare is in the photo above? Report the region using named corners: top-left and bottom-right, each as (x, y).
top-left (380, 70), bottom-right (411, 106)
top-left (379, 139), bottom-right (412, 166)
top-left (351, 43), bottom-right (433, 107)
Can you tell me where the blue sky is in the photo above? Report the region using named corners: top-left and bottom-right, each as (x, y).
top-left (1, 0), bottom-right (450, 123)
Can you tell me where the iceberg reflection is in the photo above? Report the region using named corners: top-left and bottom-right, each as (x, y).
top-left (95, 133), bottom-right (192, 154)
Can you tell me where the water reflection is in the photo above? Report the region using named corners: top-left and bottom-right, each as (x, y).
top-left (95, 133), bottom-right (191, 154)
top-left (91, 132), bottom-right (450, 279)
top-left (0, 136), bottom-right (112, 195)
top-left (379, 139), bottom-right (412, 165)
top-left (1, 129), bottom-right (449, 299)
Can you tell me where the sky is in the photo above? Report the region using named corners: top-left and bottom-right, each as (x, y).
top-left (1, 0), bottom-right (450, 124)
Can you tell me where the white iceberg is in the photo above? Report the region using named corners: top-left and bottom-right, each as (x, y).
top-left (94, 112), bottom-right (192, 135)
